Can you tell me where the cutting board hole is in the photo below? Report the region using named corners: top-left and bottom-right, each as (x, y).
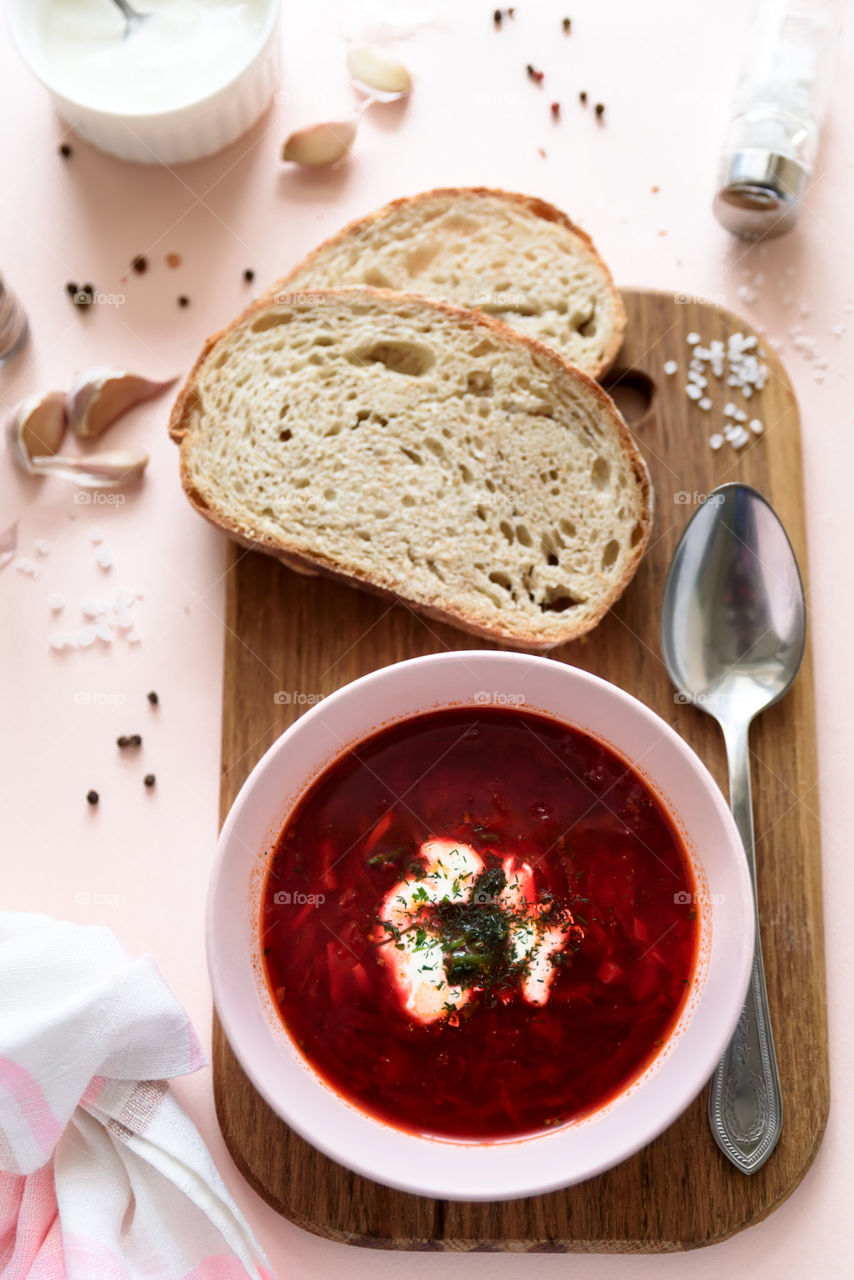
top-left (601, 369), bottom-right (654, 426)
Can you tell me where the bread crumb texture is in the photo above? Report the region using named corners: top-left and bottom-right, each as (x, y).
top-left (275, 189), bottom-right (625, 378)
top-left (174, 289), bottom-right (650, 649)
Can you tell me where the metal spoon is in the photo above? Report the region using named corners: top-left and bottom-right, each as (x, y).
top-left (661, 483), bottom-right (806, 1174)
top-left (110, 0), bottom-right (150, 36)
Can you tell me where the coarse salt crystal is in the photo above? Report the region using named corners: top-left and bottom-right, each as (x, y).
top-left (731, 429), bottom-right (749, 449)
top-left (96, 546), bottom-right (113, 571)
top-left (685, 384), bottom-right (702, 401)
top-left (127, 629), bottom-right (142, 644)
top-left (89, 528), bottom-right (103, 545)
top-left (812, 368), bottom-right (826, 382)
top-left (15, 558), bottom-right (37, 577)
top-left (34, 540), bottom-right (51, 557)
top-left (114, 588), bottom-right (134, 611)
top-left (698, 397), bottom-right (712, 411)
top-left (724, 402), bottom-right (737, 417)
top-left (114, 611), bottom-right (134, 630)
top-left (832, 324), bottom-right (845, 337)
top-left (686, 332), bottom-right (700, 345)
top-left (77, 626), bottom-right (96, 648)
top-left (49, 593), bottom-right (65, 612)
top-left (663, 360), bottom-right (678, 375)
top-left (49, 633), bottom-right (68, 652)
top-left (749, 419), bottom-right (764, 434)
top-left (709, 433), bottom-right (724, 450)
top-left (95, 622), bottom-right (113, 643)
top-left (81, 597), bottom-right (103, 619)
top-left (734, 409), bottom-right (748, 422)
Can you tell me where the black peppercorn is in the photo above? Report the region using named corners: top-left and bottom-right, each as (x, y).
top-left (144, 774), bottom-right (156, 788)
top-left (147, 690), bottom-right (159, 705)
top-left (86, 790), bottom-right (99, 806)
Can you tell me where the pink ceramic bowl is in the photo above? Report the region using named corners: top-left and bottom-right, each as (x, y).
top-left (207, 651), bottom-right (754, 1201)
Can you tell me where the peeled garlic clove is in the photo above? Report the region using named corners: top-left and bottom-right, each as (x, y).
top-left (282, 119), bottom-right (358, 168)
top-left (68, 368), bottom-right (177, 440)
top-left (347, 45), bottom-right (412, 97)
top-left (27, 449), bottom-right (149, 488)
top-left (6, 391), bottom-right (67, 472)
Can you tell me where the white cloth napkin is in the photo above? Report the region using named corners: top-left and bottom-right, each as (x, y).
top-left (0, 913), bottom-right (273, 1280)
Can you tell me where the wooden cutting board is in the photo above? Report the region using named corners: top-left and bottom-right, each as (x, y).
top-left (212, 288), bottom-right (828, 1251)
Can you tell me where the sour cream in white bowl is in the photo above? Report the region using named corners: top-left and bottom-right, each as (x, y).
top-left (8, 0), bottom-right (281, 164)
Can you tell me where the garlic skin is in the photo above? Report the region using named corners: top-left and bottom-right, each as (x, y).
top-left (25, 449), bottom-right (149, 488)
top-left (68, 368), bottom-right (176, 440)
top-left (6, 391), bottom-right (67, 472)
top-left (347, 45), bottom-right (412, 98)
top-left (282, 119), bottom-right (358, 167)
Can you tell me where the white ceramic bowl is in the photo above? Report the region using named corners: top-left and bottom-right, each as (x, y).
top-left (8, 0), bottom-right (281, 165)
top-left (208, 652), bottom-right (754, 1201)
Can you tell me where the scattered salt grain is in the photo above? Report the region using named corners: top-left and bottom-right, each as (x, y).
top-left (34, 540), bottom-right (51, 557)
top-left (95, 622), bottom-right (113, 643)
top-left (89, 528), bottom-right (103, 545)
top-left (736, 285), bottom-right (757, 304)
top-left (730, 428), bottom-right (750, 449)
top-left (95, 546), bottom-right (113, 571)
top-left (49, 633), bottom-right (69, 652)
top-left (698, 397), bottom-right (712, 411)
top-left (114, 588), bottom-right (134, 611)
top-left (686, 332), bottom-right (700, 345)
top-left (831, 324), bottom-right (845, 337)
top-left (127, 629), bottom-right (142, 644)
top-left (48, 593), bottom-right (65, 612)
top-left (15, 558), bottom-right (37, 577)
top-left (81, 597), bottom-right (104, 619)
top-left (733, 409), bottom-right (748, 422)
top-left (685, 384), bottom-right (702, 401)
top-left (724, 402), bottom-right (737, 417)
top-left (749, 419), bottom-right (764, 435)
top-left (709, 433), bottom-right (724, 450)
top-left (663, 360), bottom-right (678, 375)
top-left (77, 626), bottom-right (96, 648)
top-left (114, 611), bottom-right (134, 630)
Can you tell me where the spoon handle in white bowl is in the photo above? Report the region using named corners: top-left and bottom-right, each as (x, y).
top-left (708, 718), bottom-right (783, 1173)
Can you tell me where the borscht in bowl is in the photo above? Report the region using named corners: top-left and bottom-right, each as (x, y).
top-left (208, 652), bottom-right (754, 1200)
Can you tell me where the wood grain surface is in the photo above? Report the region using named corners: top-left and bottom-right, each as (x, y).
top-left (212, 289), bottom-right (829, 1251)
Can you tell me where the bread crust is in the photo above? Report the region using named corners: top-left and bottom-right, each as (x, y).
top-left (266, 187), bottom-right (627, 380)
top-left (168, 287), bottom-right (650, 652)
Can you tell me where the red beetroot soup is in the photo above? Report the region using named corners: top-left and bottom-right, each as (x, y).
top-left (260, 707), bottom-right (699, 1141)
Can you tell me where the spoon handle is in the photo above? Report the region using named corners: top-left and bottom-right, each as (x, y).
top-left (708, 719), bottom-right (783, 1173)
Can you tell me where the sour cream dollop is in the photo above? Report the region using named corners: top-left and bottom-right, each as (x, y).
top-left (378, 838), bottom-right (574, 1026)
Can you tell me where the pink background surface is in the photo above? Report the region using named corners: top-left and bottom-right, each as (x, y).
top-left (1, 1), bottom-right (851, 1276)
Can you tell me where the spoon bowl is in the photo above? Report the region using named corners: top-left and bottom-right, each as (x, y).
top-left (662, 485), bottom-right (805, 722)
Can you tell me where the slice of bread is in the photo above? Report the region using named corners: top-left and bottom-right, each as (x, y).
top-left (268, 188), bottom-right (625, 379)
top-left (169, 287), bottom-right (651, 650)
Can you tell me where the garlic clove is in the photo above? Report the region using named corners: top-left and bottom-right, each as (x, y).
top-left (67, 368), bottom-right (177, 440)
top-left (6, 391), bottom-right (67, 472)
top-left (282, 119), bottom-right (358, 168)
top-left (347, 45), bottom-right (412, 98)
top-left (27, 449), bottom-right (149, 489)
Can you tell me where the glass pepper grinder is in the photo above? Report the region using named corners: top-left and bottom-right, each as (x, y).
top-left (0, 274), bottom-right (28, 365)
top-left (713, 0), bottom-right (843, 239)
